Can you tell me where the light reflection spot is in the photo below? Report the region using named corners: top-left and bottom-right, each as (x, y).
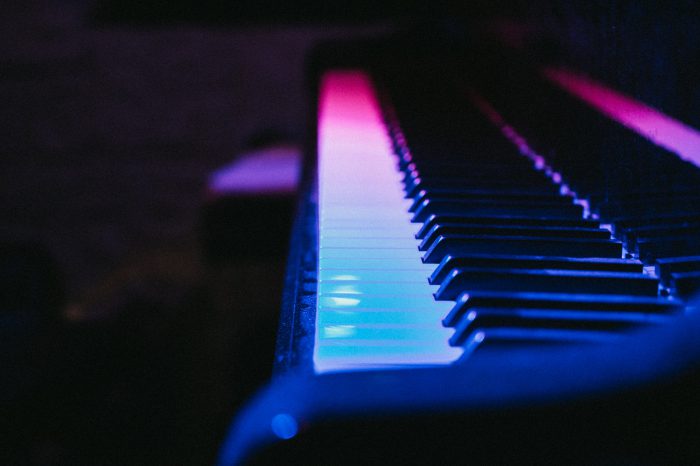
top-left (328, 297), bottom-right (360, 306)
top-left (271, 414), bottom-right (298, 440)
top-left (323, 325), bottom-right (356, 338)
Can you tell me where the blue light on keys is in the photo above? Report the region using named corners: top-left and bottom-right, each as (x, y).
top-left (314, 70), bottom-right (463, 373)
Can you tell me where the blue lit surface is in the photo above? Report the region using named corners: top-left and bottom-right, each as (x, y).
top-left (314, 71), bottom-right (462, 372)
top-left (270, 413), bottom-right (298, 440)
top-left (218, 312), bottom-right (700, 466)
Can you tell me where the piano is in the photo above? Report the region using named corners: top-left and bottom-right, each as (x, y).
top-left (217, 17), bottom-right (700, 465)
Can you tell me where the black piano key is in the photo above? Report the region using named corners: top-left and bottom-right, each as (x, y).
top-left (419, 224), bottom-right (609, 252)
top-left (408, 189), bottom-right (572, 213)
top-left (636, 234), bottom-right (700, 262)
top-left (442, 291), bottom-right (680, 327)
top-left (411, 186), bottom-right (561, 205)
top-left (404, 173), bottom-right (551, 192)
top-left (588, 190), bottom-right (700, 206)
top-left (422, 235), bottom-right (623, 263)
top-left (595, 197), bottom-right (700, 218)
top-left (622, 222), bottom-right (700, 250)
top-left (671, 271), bottom-right (700, 298)
top-left (458, 327), bottom-right (621, 353)
top-left (404, 179), bottom-right (555, 198)
top-left (403, 163), bottom-right (546, 181)
top-left (434, 267), bottom-right (659, 300)
top-left (655, 256), bottom-right (700, 286)
top-left (401, 154), bottom-right (533, 166)
top-left (412, 199), bottom-right (584, 223)
top-left (401, 152), bottom-right (533, 164)
top-left (416, 214), bottom-right (600, 240)
top-left (429, 254), bottom-right (643, 285)
top-left (611, 213), bottom-right (700, 236)
top-left (448, 308), bottom-right (663, 346)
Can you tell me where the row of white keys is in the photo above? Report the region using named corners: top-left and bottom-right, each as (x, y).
top-left (313, 70), bottom-right (463, 373)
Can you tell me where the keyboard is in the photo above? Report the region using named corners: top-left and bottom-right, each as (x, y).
top-left (217, 42), bottom-right (700, 465)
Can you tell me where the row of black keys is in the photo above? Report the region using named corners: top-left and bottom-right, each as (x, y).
top-left (471, 65), bottom-right (700, 277)
top-left (382, 83), bottom-right (687, 351)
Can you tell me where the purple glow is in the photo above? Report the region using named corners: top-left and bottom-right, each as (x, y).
top-left (543, 67), bottom-right (700, 168)
top-left (208, 145), bottom-right (300, 197)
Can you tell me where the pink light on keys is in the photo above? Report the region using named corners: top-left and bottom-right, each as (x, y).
top-left (314, 70), bottom-right (461, 373)
top-left (542, 67), bottom-right (700, 168)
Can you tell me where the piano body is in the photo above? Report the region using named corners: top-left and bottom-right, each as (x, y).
top-left (218, 7), bottom-right (700, 465)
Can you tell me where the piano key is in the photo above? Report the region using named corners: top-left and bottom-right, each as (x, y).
top-left (320, 236), bottom-right (422, 249)
top-left (408, 191), bottom-right (573, 214)
top-left (401, 158), bottom-right (546, 174)
top-left (422, 234), bottom-right (623, 263)
top-left (670, 271), bottom-right (700, 298)
top-left (319, 269), bottom-right (431, 282)
top-left (410, 186), bottom-right (563, 209)
top-left (403, 168), bottom-right (551, 188)
top-left (636, 235), bottom-right (700, 262)
top-left (314, 344), bottom-right (463, 372)
top-left (610, 213), bottom-right (700, 236)
top-left (416, 214), bottom-right (600, 239)
top-left (588, 190), bottom-right (700, 206)
top-left (319, 257), bottom-right (433, 270)
top-left (595, 197), bottom-right (700, 218)
top-left (458, 328), bottom-right (623, 355)
top-left (321, 248), bottom-right (421, 260)
top-left (402, 160), bottom-right (539, 175)
top-left (404, 179), bottom-right (556, 198)
top-left (434, 268), bottom-right (659, 300)
top-left (319, 294), bottom-right (452, 310)
top-left (419, 223), bottom-right (610, 252)
top-left (655, 256), bottom-right (700, 286)
top-left (449, 308), bottom-right (665, 346)
top-left (429, 254), bottom-right (643, 285)
top-left (622, 223), bottom-right (700, 249)
top-left (442, 291), bottom-right (680, 327)
top-left (320, 207), bottom-right (413, 220)
top-left (318, 281), bottom-right (435, 295)
top-left (321, 228), bottom-right (418, 238)
top-left (319, 324), bottom-right (454, 341)
top-left (412, 199), bottom-right (584, 223)
top-left (318, 310), bottom-right (450, 326)
top-left (321, 218), bottom-right (419, 230)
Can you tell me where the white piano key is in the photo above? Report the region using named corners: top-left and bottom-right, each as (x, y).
top-left (319, 237), bottom-right (420, 249)
top-left (318, 281), bottom-right (437, 295)
top-left (320, 216), bottom-right (413, 224)
top-left (319, 257), bottom-right (432, 270)
top-left (314, 345), bottom-right (463, 372)
top-left (319, 325), bottom-right (452, 341)
top-left (319, 248), bottom-right (421, 259)
top-left (318, 294), bottom-right (451, 310)
top-left (317, 310), bottom-right (449, 325)
top-left (321, 228), bottom-right (415, 238)
top-left (319, 269), bottom-right (430, 282)
top-left (319, 218), bottom-right (419, 229)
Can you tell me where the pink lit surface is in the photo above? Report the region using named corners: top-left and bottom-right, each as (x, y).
top-left (543, 67), bottom-right (700, 168)
top-left (207, 145), bottom-right (300, 197)
top-left (314, 70), bottom-right (461, 373)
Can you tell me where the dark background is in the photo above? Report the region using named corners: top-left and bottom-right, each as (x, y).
top-left (1, 1), bottom-right (698, 464)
